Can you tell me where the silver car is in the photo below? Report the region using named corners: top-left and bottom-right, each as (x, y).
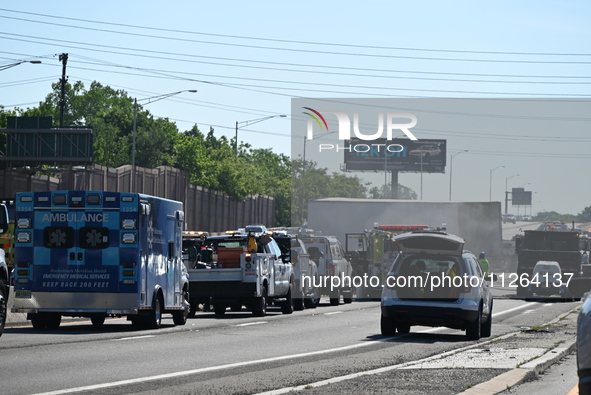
top-left (381, 230), bottom-right (493, 340)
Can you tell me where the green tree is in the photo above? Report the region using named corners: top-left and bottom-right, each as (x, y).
top-left (577, 206), bottom-right (591, 223)
top-left (291, 159), bottom-right (418, 225)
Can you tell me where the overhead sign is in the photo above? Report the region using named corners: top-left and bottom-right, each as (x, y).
top-left (0, 127), bottom-right (93, 167)
top-left (343, 138), bottom-right (447, 173)
top-left (512, 188), bottom-right (532, 205)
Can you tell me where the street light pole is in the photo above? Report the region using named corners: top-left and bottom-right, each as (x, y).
top-left (235, 115), bottom-right (286, 155)
top-left (449, 150), bottom-right (468, 201)
top-left (0, 59), bottom-right (42, 71)
top-left (420, 154), bottom-right (423, 200)
top-left (131, 89), bottom-right (197, 192)
top-left (489, 166), bottom-right (505, 201)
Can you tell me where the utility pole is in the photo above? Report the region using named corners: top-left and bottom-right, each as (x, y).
top-left (59, 53), bottom-right (68, 128)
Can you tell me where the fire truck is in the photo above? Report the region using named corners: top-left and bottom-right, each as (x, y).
top-left (346, 224), bottom-right (429, 299)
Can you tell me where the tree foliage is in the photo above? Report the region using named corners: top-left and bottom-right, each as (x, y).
top-left (1, 80), bottom-right (418, 227)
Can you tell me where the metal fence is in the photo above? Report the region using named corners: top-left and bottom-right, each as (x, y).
top-left (0, 165), bottom-right (275, 233)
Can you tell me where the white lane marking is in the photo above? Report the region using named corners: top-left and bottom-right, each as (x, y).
top-left (235, 321), bottom-right (267, 327)
top-left (257, 333), bottom-right (517, 395)
top-left (491, 302), bottom-right (538, 317)
top-left (34, 337), bottom-right (391, 394)
top-left (324, 311), bottom-right (343, 315)
top-left (34, 301), bottom-right (541, 395)
top-left (114, 335), bottom-right (155, 341)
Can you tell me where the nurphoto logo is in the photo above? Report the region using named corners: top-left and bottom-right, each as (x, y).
top-left (303, 107), bottom-right (419, 141)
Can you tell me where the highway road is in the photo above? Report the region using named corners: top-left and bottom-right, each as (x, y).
top-left (0, 285), bottom-right (581, 395)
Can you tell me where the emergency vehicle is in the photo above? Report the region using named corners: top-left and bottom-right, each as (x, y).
top-left (346, 224), bottom-right (429, 299)
top-left (11, 190), bottom-right (190, 330)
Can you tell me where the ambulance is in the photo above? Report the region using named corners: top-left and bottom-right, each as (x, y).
top-left (12, 190), bottom-right (189, 330)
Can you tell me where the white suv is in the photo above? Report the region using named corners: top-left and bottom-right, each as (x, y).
top-left (381, 230), bottom-right (493, 340)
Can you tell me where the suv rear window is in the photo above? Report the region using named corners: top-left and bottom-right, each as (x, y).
top-left (398, 256), bottom-right (463, 277)
top-left (393, 255), bottom-right (464, 301)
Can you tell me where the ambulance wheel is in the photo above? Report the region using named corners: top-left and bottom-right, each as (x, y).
top-left (172, 288), bottom-right (190, 325)
top-left (45, 313), bottom-right (61, 330)
top-left (91, 315), bottom-right (106, 327)
top-left (252, 286), bottom-right (267, 317)
top-left (31, 315), bottom-right (47, 330)
top-left (0, 280), bottom-right (6, 336)
top-left (147, 293), bottom-right (163, 329)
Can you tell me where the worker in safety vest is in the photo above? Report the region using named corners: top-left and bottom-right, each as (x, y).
top-left (477, 252), bottom-right (490, 278)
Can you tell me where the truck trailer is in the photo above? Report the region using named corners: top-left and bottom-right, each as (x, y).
top-left (307, 198), bottom-right (503, 259)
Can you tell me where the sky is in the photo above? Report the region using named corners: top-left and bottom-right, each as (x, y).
top-left (0, 2), bottom-right (590, 216)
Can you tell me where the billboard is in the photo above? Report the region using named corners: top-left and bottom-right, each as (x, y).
top-left (343, 138), bottom-right (447, 173)
top-left (512, 188), bottom-right (532, 206)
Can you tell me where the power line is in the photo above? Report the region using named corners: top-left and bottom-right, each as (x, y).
top-left (1, 8), bottom-right (591, 57)
top-left (2, 34), bottom-right (589, 85)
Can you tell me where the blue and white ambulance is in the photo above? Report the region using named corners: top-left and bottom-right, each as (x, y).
top-left (12, 190), bottom-right (189, 330)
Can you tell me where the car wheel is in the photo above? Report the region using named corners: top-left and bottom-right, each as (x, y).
top-left (343, 288), bottom-right (353, 304)
top-left (304, 288), bottom-right (320, 309)
top-left (214, 304), bottom-right (227, 316)
top-left (397, 323), bottom-right (411, 334)
top-left (294, 298), bottom-right (305, 311)
top-left (252, 286), bottom-right (267, 317)
top-left (188, 301), bottom-right (198, 318)
top-left (91, 314), bottom-right (106, 327)
top-left (147, 294), bottom-right (163, 329)
top-left (481, 311), bottom-right (492, 338)
top-left (131, 316), bottom-right (145, 330)
top-left (281, 282), bottom-right (294, 314)
top-left (381, 314), bottom-right (396, 336)
top-left (466, 307), bottom-right (482, 340)
top-left (329, 290), bottom-right (340, 306)
top-left (172, 288), bottom-right (190, 325)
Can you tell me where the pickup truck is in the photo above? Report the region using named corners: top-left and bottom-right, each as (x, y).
top-left (187, 232), bottom-right (294, 317)
top-left (272, 232), bottom-right (320, 310)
